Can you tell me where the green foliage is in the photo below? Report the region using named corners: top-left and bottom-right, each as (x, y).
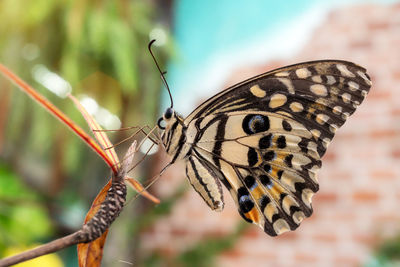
top-left (176, 223), bottom-right (248, 267)
top-left (0, 1), bottom-right (169, 265)
top-left (0, 163), bottom-right (38, 200)
top-left (0, 163), bottom-right (53, 254)
top-left (366, 235), bottom-right (400, 267)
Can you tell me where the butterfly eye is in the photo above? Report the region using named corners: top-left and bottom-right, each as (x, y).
top-left (157, 117), bottom-right (165, 130)
top-left (164, 107), bottom-right (174, 120)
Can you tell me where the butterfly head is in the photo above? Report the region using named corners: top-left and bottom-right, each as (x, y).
top-left (157, 107), bottom-right (187, 157)
top-left (157, 107), bottom-right (175, 130)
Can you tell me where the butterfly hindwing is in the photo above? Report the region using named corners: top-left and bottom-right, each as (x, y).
top-left (188, 112), bottom-right (320, 235)
top-left (185, 154), bottom-right (224, 211)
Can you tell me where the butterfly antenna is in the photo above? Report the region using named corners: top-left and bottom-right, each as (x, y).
top-left (148, 39), bottom-right (173, 108)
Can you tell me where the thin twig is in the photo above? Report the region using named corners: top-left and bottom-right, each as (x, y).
top-left (0, 232), bottom-right (82, 267)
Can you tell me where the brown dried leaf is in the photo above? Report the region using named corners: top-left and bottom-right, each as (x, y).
top-left (77, 180), bottom-right (111, 267)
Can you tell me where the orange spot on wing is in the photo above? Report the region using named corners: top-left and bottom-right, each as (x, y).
top-left (244, 208), bottom-right (260, 223)
top-left (250, 185), bottom-right (265, 200)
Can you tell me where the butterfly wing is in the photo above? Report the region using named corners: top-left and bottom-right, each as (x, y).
top-left (183, 60), bottom-right (371, 235)
top-left (185, 60), bottom-right (371, 158)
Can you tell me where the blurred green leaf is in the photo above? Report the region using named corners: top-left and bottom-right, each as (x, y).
top-left (87, 9), bottom-right (108, 57)
top-left (176, 223), bottom-right (248, 267)
top-left (0, 164), bottom-right (53, 250)
top-left (108, 19), bottom-right (138, 92)
top-left (0, 1), bottom-right (170, 265)
top-left (0, 163), bottom-right (36, 200)
top-left (367, 235), bottom-right (400, 267)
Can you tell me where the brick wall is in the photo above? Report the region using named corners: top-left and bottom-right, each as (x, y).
top-left (143, 3), bottom-right (400, 266)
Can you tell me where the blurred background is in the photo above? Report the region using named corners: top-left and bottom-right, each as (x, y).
top-left (1, 0), bottom-right (400, 266)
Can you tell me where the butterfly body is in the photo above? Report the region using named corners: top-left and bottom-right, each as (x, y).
top-left (158, 60), bottom-right (371, 236)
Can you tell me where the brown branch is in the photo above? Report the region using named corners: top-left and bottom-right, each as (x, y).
top-left (0, 177), bottom-right (127, 267)
top-left (0, 232), bottom-right (82, 267)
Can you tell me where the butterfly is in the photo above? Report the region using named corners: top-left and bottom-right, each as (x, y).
top-left (155, 56), bottom-right (371, 236)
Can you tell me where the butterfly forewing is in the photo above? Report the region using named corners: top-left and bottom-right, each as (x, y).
top-left (163, 60), bottom-right (371, 236)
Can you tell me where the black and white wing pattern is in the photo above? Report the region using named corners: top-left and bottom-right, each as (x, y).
top-left (162, 60), bottom-right (371, 236)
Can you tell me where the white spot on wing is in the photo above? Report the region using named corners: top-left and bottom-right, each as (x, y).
top-left (348, 81), bottom-right (360, 91)
top-left (312, 75), bottom-right (322, 83)
top-left (333, 106), bottom-right (342, 115)
top-left (326, 75), bottom-right (336, 85)
top-left (277, 78), bottom-right (295, 94)
top-left (357, 70), bottom-right (372, 86)
top-left (336, 64), bottom-right (355, 77)
top-left (275, 71), bottom-right (290, 77)
top-left (310, 84), bottom-right (328, 96)
top-left (269, 93), bottom-right (287, 108)
top-left (289, 102), bottom-right (304, 112)
top-left (295, 68), bottom-right (311, 79)
top-left (316, 113), bottom-right (330, 125)
top-left (342, 93), bottom-right (351, 103)
top-left (250, 84), bottom-right (266, 98)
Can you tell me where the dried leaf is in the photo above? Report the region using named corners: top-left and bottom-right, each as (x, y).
top-left (77, 180), bottom-right (112, 267)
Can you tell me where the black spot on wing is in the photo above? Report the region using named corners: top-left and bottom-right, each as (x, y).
top-left (247, 148), bottom-right (259, 166)
top-left (242, 114), bottom-right (270, 135)
top-left (282, 120), bottom-right (292, 131)
top-left (263, 151), bottom-right (276, 161)
top-left (237, 187), bottom-right (254, 213)
top-left (276, 135), bottom-right (287, 149)
top-left (259, 134), bottom-right (272, 149)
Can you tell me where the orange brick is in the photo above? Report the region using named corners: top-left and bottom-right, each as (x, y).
top-left (327, 171), bottom-right (352, 181)
top-left (352, 191), bottom-right (380, 202)
top-left (315, 192), bottom-right (338, 203)
top-left (370, 170), bottom-right (396, 180)
top-left (220, 248), bottom-right (242, 259)
top-left (159, 247), bottom-right (176, 257)
top-left (393, 71), bottom-right (400, 81)
top-left (242, 227), bottom-right (260, 239)
top-left (375, 214), bottom-right (400, 222)
top-left (170, 227), bottom-right (189, 236)
top-left (392, 108), bottom-right (400, 116)
top-left (368, 21), bottom-right (390, 31)
top-left (391, 149), bottom-right (400, 159)
top-left (294, 252), bottom-right (318, 263)
top-left (275, 231), bottom-right (298, 241)
top-left (368, 90), bottom-right (392, 100)
top-left (322, 151), bottom-right (336, 162)
top-left (313, 232), bottom-right (337, 243)
top-left (369, 129), bottom-right (397, 138)
top-left (353, 233), bottom-right (378, 245)
top-left (350, 40), bottom-right (372, 49)
top-left (334, 256), bottom-right (360, 267)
